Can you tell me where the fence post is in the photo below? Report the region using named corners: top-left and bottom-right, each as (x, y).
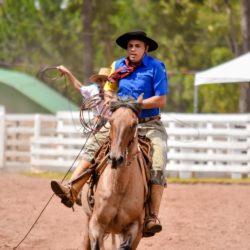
top-left (34, 114), bottom-right (41, 138)
top-left (0, 106), bottom-right (6, 168)
top-left (247, 115), bottom-right (250, 178)
top-left (31, 114), bottom-right (42, 167)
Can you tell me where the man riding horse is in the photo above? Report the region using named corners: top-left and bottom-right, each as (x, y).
top-left (51, 31), bottom-right (168, 235)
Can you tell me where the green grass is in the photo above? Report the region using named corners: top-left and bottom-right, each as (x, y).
top-left (21, 171), bottom-right (250, 184)
top-left (168, 176), bottom-right (250, 185)
top-left (21, 171), bottom-right (72, 181)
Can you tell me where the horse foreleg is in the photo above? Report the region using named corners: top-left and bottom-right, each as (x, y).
top-left (89, 215), bottom-right (105, 250)
top-left (131, 227), bottom-right (142, 250)
top-left (119, 221), bottom-right (142, 250)
top-left (119, 235), bottom-right (132, 250)
top-left (82, 212), bottom-right (91, 250)
top-left (111, 233), bottom-right (116, 250)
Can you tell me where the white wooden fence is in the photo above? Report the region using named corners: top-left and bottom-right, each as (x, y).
top-left (0, 106), bottom-right (250, 178)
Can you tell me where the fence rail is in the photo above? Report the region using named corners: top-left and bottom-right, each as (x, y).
top-left (0, 106), bottom-right (250, 178)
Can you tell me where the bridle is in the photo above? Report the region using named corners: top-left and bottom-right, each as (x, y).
top-left (109, 100), bottom-right (141, 168)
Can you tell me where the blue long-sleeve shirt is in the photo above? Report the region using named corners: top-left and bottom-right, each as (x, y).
top-left (104, 54), bottom-right (168, 118)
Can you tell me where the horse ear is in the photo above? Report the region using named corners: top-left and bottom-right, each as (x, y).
top-left (137, 93), bottom-right (144, 104)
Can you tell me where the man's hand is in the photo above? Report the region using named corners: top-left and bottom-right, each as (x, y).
top-left (56, 65), bottom-right (71, 76)
top-left (103, 98), bottom-right (111, 108)
top-left (56, 65), bottom-right (83, 90)
top-left (103, 91), bottom-right (117, 110)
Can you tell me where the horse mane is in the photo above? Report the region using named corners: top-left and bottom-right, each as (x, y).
top-left (110, 97), bottom-right (142, 117)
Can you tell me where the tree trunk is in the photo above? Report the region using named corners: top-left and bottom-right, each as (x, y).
top-left (239, 83), bottom-right (250, 112)
top-left (225, 1), bottom-right (240, 56)
top-left (239, 0), bottom-right (250, 112)
top-left (241, 0), bottom-right (250, 51)
top-left (82, 0), bottom-right (93, 83)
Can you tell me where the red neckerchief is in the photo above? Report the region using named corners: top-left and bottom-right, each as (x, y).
top-left (108, 58), bottom-right (140, 83)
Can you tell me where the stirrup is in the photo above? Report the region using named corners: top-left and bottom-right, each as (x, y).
top-left (142, 231), bottom-right (155, 238)
top-left (51, 181), bottom-right (75, 208)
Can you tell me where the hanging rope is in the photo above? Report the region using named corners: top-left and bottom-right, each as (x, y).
top-left (37, 65), bottom-right (63, 82)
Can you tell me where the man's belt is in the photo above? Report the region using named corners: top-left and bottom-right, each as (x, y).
top-left (139, 115), bottom-right (161, 123)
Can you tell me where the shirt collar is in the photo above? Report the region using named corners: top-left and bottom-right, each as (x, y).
top-left (122, 54), bottom-right (150, 67)
top-left (141, 54), bottom-right (150, 67)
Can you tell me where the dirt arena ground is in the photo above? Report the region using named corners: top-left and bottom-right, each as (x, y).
top-left (0, 172), bottom-right (250, 250)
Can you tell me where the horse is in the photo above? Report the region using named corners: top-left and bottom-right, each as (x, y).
top-left (81, 96), bottom-right (148, 250)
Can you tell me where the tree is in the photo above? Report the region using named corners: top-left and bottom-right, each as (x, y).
top-left (0, 0), bottom-right (246, 113)
top-left (82, 0), bottom-right (93, 82)
top-left (239, 0), bottom-right (250, 112)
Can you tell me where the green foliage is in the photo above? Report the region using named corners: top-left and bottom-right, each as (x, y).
top-left (168, 176), bottom-right (250, 184)
top-left (199, 84), bottom-right (239, 113)
top-left (197, 47), bottom-right (239, 113)
top-left (0, 0), bottom-right (244, 113)
top-left (167, 74), bottom-right (194, 112)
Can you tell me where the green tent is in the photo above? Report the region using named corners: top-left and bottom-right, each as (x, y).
top-left (0, 68), bottom-right (79, 113)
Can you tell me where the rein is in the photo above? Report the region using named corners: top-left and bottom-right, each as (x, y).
top-left (127, 118), bottom-right (138, 147)
top-left (124, 123), bottom-right (139, 166)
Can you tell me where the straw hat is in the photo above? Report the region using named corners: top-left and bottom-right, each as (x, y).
top-left (89, 67), bottom-right (111, 83)
top-left (116, 31), bottom-right (158, 52)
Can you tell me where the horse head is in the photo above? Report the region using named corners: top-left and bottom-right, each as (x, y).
top-left (107, 95), bottom-right (143, 169)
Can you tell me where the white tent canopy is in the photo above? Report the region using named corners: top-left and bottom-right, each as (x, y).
top-left (194, 52), bottom-right (250, 86)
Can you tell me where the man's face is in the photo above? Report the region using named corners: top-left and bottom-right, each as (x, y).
top-left (127, 39), bottom-right (147, 64)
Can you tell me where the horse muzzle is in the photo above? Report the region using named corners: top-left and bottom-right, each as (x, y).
top-left (108, 154), bottom-right (124, 169)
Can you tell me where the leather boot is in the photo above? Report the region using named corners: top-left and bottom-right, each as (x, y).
top-left (144, 184), bottom-right (164, 234)
top-left (51, 159), bottom-right (92, 208)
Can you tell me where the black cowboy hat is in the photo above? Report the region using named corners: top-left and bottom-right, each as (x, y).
top-left (116, 31), bottom-right (158, 52)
